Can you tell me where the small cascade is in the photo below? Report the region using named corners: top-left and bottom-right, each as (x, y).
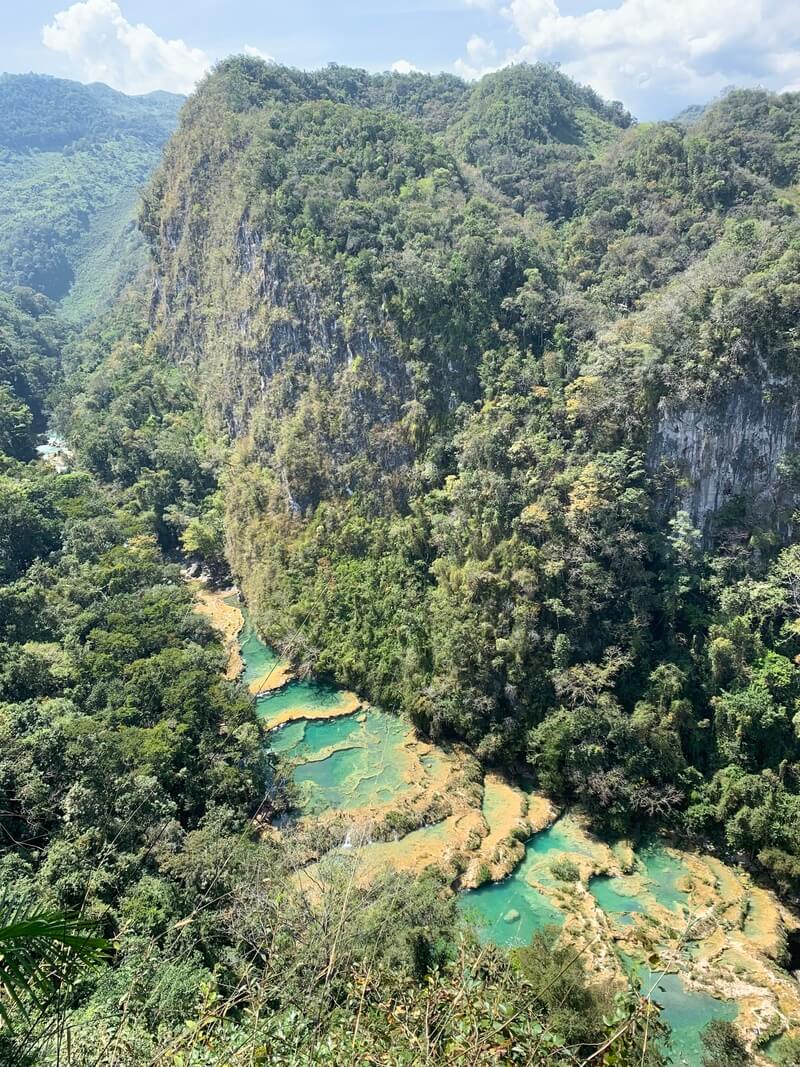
top-left (36, 433), bottom-right (73, 472)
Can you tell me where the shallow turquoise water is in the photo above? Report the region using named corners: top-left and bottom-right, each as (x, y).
top-left (458, 848), bottom-right (564, 947)
top-left (589, 875), bottom-right (647, 917)
top-left (270, 714), bottom-right (362, 757)
top-left (233, 602), bottom-right (282, 689)
top-left (589, 845), bottom-right (689, 922)
top-left (591, 851), bottom-right (734, 1057)
top-left (268, 719), bottom-right (308, 754)
top-left (287, 710), bottom-right (416, 813)
top-left (294, 746), bottom-right (367, 811)
top-left (526, 821), bottom-right (594, 860)
top-left (256, 679), bottom-right (351, 727)
top-left (640, 846), bottom-right (689, 913)
top-left (623, 957), bottom-right (737, 1067)
top-left (459, 820), bottom-right (603, 946)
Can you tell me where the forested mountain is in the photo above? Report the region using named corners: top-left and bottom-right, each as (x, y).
top-left (3, 55), bottom-right (800, 1064)
top-left (0, 304), bottom-right (664, 1063)
top-left (0, 74), bottom-right (182, 317)
top-left (142, 56), bottom-right (800, 880)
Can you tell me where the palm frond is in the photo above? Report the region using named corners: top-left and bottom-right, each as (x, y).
top-left (0, 895), bottom-right (109, 1028)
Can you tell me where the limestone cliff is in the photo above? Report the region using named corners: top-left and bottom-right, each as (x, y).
top-left (650, 378), bottom-right (799, 537)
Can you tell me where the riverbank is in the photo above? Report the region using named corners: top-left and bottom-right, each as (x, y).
top-left (194, 580), bottom-right (800, 1063)
top-left (192, 582), bottom-right (243, 679)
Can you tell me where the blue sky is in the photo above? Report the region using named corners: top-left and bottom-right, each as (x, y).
top-left (3, 0), bottom-right (799, 120)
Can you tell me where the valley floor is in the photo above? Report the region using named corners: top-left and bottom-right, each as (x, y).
top-left (199, 583), bottom-right (800, 1064)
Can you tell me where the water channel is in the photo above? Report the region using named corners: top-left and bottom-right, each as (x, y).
top-left (232, 595), bottom-right (791, 1065)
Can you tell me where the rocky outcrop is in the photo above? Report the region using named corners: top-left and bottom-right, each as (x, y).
top-left (151, 213), bottom-right (418, 511)
top-left (650, 378), bottom-right (800, 537)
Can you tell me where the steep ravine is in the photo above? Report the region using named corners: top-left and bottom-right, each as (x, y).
top-left (199, 582), bottom-right (800, 1064)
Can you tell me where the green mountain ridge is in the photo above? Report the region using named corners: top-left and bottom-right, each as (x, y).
top-left (143, 56), bottom-right (800, 876)
top-left (0, 72), bottom-right (183, 316)
top-left (2, 57), bottom-right (800, 1065)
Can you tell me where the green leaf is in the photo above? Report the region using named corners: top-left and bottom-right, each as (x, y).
top-left (0, 894), bottom-right (109, 1029)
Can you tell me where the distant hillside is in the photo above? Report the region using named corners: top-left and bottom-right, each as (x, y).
top-left (0, 73), bottom-right (182, 317)
top-left (673, 103), bottom-right (708, 125)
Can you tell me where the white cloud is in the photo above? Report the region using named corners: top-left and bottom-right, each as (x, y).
top-left (244, 45), bottom-right (276, 64)
top-left (391, 59), bottom-right (422, 74)
top-left (466, 35), bottom-right (497, 63)
top-left (42, 0), bottom-right (210, 95)
top-left (457, 0), bottom-right (800, 116)
top-left (454, 34), bottom-right (499, 80)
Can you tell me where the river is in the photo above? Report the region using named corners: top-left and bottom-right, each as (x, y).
top-left (35, 432), bottom-right (73, 472)
top-left (217, 590), bottom-right (800, 1065)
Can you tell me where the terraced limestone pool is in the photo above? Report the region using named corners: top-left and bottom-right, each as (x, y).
top-left (232, 598), bottom-right (796, 1060)
top-left (640, 845), bottom-right (691, 912)
top-left (457, 844), bottom-right (564, 947)
top-left (588, 874), bottom-right (646, 923)
top-left (461, 823), bottom-right (739, 1061)
top-left (589, 845), bottom-right (689, 924)
top-left (457, 820), bottom-right (599, 945)
top-left (256, 680), bottom-right (355, 729)
top-left (273, 709), bottom-right (418, 814)
top-left (236, 603), bottom-right (441, 815)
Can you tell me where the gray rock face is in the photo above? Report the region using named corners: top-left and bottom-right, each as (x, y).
top-left (152, 219), bottom-right (418, 511)
top-left (649, 378), bottom-right (799, 535)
